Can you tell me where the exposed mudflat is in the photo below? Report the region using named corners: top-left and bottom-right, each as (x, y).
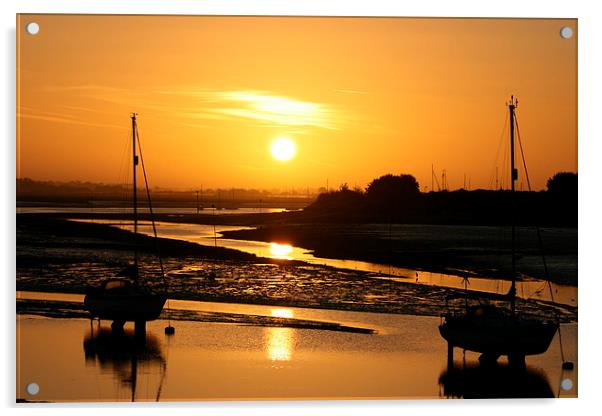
top-left (16, 215), bottom-right (577, 322)
top-left (16, 298), bottom-right (375, 334)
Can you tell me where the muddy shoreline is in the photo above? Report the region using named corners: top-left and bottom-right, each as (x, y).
top-left (18, 212), bottom-right (578, 286)
top-left (16, 214), bottom-right (577, 322)
top-left (16, 298), bottom-right (376, 334)
top-left (220, 223), bottom-right (577, 286)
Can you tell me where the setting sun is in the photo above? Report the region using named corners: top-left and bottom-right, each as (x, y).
top-left (270, 137), bottom-right (297, 162)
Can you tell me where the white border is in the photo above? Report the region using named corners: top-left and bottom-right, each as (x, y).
top-left (3, 0), bottom-right (590, 17)
top-left (3, 1), bottom-right (601, 415)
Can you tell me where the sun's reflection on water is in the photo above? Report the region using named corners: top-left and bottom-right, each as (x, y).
top-left (268, 242), bottom-right (294, 260)
top-left (266, 308), bottom-right (295, 361)
top-left (270, 308), bottom-right (293, 318)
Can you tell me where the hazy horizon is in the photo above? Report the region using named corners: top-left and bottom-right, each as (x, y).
top-left (15, 171), bottom-right (575, 195)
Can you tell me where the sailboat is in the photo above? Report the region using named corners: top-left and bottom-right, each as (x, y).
top-left (84, 114), bottom-right (167, 328)
top-left (438, 97), bottom-right (558, 366)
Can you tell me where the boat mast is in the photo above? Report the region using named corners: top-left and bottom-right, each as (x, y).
top-left (132, 113), bottom-right (139, 283)
top-left (509, 97), bottom-right (518, 315)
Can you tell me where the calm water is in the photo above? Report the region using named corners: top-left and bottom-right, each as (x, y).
top-left (72, 219), bottom-right (577, 308)
top-left (16, 293), bottom-right (577, 401)
top-left (17, 206), bottom-right (288, 215)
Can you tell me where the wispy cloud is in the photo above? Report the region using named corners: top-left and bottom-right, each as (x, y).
top-left (155, 88), bottom-right (343, 130)
top-left (17, 108), bottom-right (128, 131)
top-left (333, 89), bottom-right (367, 95)
top-left (212, 91), bottom-right (337, 129)
top-left (27, 86), bottom-right (350, 131)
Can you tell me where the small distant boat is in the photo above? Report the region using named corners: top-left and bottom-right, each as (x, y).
top-left (84, 114), bottom-right (166, 326)
top-left (438, 97), bottom-right (558, 366)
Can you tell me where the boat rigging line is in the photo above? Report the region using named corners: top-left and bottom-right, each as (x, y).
top-left (134, 119), bottom-right (174, 335)
top-left (513, 110), bottom-right (572, 370)
top-left (489, 109), bottom-right (509, 190)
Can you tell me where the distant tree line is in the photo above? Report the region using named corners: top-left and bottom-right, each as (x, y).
top-left (304, 172), bottom-right (577, 227)
top-left (16, 178), bottom-right (315, 204)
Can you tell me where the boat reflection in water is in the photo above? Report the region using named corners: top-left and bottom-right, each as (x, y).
top-left (83, 326), bottom-right (167, 402)
top-left (439, 361), bottom-right (554, 399)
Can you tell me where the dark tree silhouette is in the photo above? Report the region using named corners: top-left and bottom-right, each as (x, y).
top-left (366, 174), bottom-right (419, 203)
top-left (546, 172), bottom-right (577, 196)
top-left (302, 172), bottom-right (575, 226)
top-left (364, 174), bottom-right (420, 219)
top-left (307, 184), bottom-right (365, 214)
top-left (544, 172), bottom-right (577, 226)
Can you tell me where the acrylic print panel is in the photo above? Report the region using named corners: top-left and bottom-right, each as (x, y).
top-left (16, 14), bottom-right (577, 402)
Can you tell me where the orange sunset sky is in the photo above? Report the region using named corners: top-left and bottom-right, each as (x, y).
top-left (17, 15), bottom-right (577, 191)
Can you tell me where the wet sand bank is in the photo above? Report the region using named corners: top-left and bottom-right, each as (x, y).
top-left (221, 222), bottom-right (577, 286)
top-left (16, 214), bottom-right (577, 321)
top-left (19, 212), bottom-right (577, 286)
